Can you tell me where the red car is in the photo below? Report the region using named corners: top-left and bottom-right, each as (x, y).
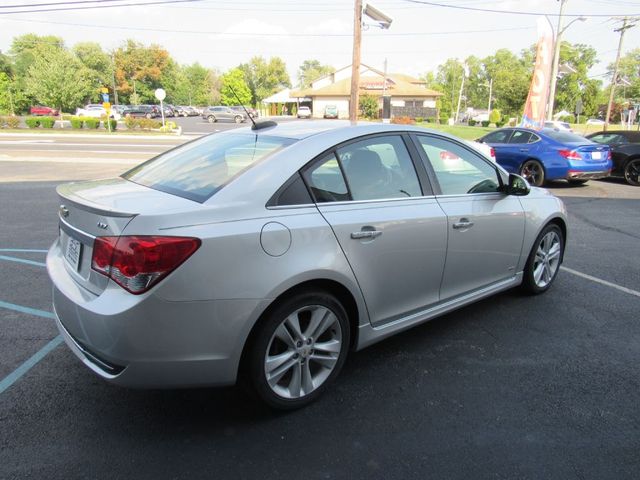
top-left (30, 105), bottom-right (59, 116)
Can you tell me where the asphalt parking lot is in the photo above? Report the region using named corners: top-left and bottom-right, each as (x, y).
top-left (1, 142), bottom-right (639, 479)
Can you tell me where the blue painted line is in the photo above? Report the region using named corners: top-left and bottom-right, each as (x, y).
top-left (0, 248), bottom-right (48, 253)
top-left (0, 300), bottom-right (55, 319)
top-left (0, 255), bottom-right (46, 268)
top-left (0, 335), bottom-right (63, 394)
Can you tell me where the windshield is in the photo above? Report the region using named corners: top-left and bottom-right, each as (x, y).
top-left (123, 133), bottom-right (296, 203)
top-left (542, 128), bottom-right (591, 144)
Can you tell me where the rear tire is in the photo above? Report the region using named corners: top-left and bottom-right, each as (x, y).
top-left (145, 113), bottom-right (152, 119)
top-left (520, 160), bottom-right (545, 187)
top-left (234, 115), bottom-right (243, 123)
top-left (624, 159), bottom-right (640, 186)
top-left (244, 291), bottom-right (350, 410)
top-left (207, 115), bottom-right (216, 123)
top-left (521, 224), bottom-right (564, 295)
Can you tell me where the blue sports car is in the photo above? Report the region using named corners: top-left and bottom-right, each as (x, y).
top-left (478, 127), bottom-right (612, 186)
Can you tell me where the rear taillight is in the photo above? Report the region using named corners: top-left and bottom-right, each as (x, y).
top-left (489, 147), bottom-right (496, 159)
top-left (559, 149), bottom-right (582, 161)
top-left (92, 236), bottom-right (201, 294)
top-left (607, 150), bottom-right (612, 160)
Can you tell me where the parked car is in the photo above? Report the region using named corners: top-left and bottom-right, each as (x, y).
top-left (478, 127), bottom-right (612, 186)
top-left (586, 118), bottom-right (605, 125)
top-left (324, 105), bottom-right (339, 119)
top-left (202, 106), bottom-right (246, 123)
top-left (230, 105), bottom-right (258, 118)
top-left (173, 106), bottom-right (189, 117)
top-left (30, 105), bottom-right (59, 116)
top-left (586, 130), bottom-right (640, 186)
top-left (544, 120), bottom-right (572, 132)
top-left (123, 105), bottom-right (160, 119)
top-left (76, 104), bottom-right (121, 120)
top-left (47, 121), bottom-right (567, 409)
top-left (297, 106), bottom-right (311, 119)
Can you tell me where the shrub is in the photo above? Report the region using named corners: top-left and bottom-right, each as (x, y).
top-left (84, 117), bottom-right (99, 129)
top-left (415, 116), bottom-right (424, 123)
top-left (0, 116), bottom-right (5, 128)
top-left (70, 116), bottom-right (83, 129)
top-left (6, 116), bottom-right (19, 128)
top-left (139, 118), bottom-right (161, 130)
top-left (25, 117), bottom-right (41, 128)
top-left (391, 116), bottom-right (415, 125)
top-left (426, 116), bottom-right (436, 124)
top-left (468, 119), bottom-right (477, 126)
top-left (496, 120), bottom-right (505, 128)
top-left (481, 120), bottom-right (490, 127)
top-left (489, 109), bottom-right (502, 125)
top-left (103, 119), bottom-right (117, 131)
top-left (560, 114), bottom-right (575, 123)
top-left (61, 114), bottom-right (74, 120)
top-left (440, 115), bottom-right (449, 124)
top-left (124, 116), bottom-right (139, 130)
top-left (40, 116), bottom-right (55, 128)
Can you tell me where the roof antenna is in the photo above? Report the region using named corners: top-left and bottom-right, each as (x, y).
top-left (228, 86), bottom-right (277, 131)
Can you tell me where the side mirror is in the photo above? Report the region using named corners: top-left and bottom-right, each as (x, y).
top-left (506, 173), bottom-right (530, 196)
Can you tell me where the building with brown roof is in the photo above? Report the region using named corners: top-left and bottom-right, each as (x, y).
top-left (291, 64), bottom-right (443, 120)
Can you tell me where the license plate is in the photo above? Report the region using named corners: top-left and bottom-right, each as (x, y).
top-left (591, 151), bottom-right (602, 160)
top-left (65, 237), bottom-right (82, 271)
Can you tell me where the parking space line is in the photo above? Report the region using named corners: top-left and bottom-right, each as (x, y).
top-left (0, 300), bottom-right (55, 319)
top-left (0, 248), bottom-right (48, 253)
top-left (561, 266), bottom-right (640, 298)
top-left (0, 255), bottom-right (46, 267)
top-left (0, 336), bottom-right (62, 394)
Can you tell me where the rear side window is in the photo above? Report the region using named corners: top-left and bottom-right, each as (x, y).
top-left (482, 130), bottom-right (512, 144)
top-left (123, 133), bottom-right (295, 203)
top-left (589, 133), bottom-right (628, 145)
top-left (304, 153), bottom-right (350, 203)
top-left (509, 131), bottom-right (532, 144)
top-left (542, 128), bottom-right (589, 143)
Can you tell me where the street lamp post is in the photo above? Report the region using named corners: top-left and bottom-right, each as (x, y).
top-left (547, 0), bottom-right (586, 120)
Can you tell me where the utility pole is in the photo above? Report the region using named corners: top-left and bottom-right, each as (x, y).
top-left (111, 53), bottom-right (119, 105)
top-left (605, 17), bottom-right (637, 131)
top-left (487, 77), bottom-right (493, 115)
top-left (349, 0), bottom-right (363, 121)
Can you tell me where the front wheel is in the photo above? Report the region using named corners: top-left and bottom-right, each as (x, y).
top-left (145, 113), bottom-right (152, 119)
top-left (207, 115), bottom-right (216, 123)
top-left (521, 224), bottom-right (564, 294)
top-left (244, 291), bottom-right (350, 410)
top-left (520, 160), bottom-right (545, 187)
top-left (624, 159), bottom-right (640, 186)
top-left (234, 115), bottom-right (243, 124)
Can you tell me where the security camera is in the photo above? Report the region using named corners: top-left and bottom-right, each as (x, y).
top-left (363, 3), bottom-right (393, 29)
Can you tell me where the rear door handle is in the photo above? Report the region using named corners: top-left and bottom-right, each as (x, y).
top-left (519, 149), bottom-right (529, 152)
top-left (351, 229), bottom-right (382, 240)
top-left (453, 219), bottom-right (474, 230)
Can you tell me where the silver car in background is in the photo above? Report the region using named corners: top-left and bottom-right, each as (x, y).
top-left (47, 121), bottom-right (567, 409)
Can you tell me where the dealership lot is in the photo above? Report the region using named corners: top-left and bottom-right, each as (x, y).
top-left (1, 141), bottom-right (639, 479)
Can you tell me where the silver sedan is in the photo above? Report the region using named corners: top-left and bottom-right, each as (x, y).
top-left (47, 121), bottom-right (567, 409)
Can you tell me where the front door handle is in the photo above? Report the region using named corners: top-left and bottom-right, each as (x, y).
top-left (351, 229), bottom-right (382, 240)
top-left (452, 219), bottom-right (474, 230)
top-left (519, 148), bottom-right (529, 152)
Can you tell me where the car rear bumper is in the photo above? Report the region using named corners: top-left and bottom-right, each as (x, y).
top-left (567, 169), bottom-right (611, 180)
top-left (47, 242), bottom-right (265, 388)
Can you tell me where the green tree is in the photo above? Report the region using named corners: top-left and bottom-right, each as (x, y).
top-left (297, 59), bottom-right (334, 89)
top-left (0, 51), bottom-right (12, 77)
top-left (359, 93), bottom-right (378, 119)
top-left (220, 68), bottom-right (251, 106)
top-left (483, 49), bottom-right (531, 116)
top-left (553, 42), bottom-right (599, 115)
top-left (167, 63), bottom-right (220, 105)
top-left (74, 42), bottom-right (112, 86)
top-left (610, 47), bottom-right (640, 100)
top-left (0, 72), bottom-right (13, 113)
top-left (24, 48), bottom-right (94, 112)
top-left (239, 56), bottom-right (291, 106)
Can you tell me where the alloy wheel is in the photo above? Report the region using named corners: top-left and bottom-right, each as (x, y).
top-left (532, 230), bottom-right (562, 288)
top-left (520, 160), bottom-right (544, 187)
top-left (624, 159), bottom-right (640, 186)
top-left (264, 305), bottom-right (343, 399)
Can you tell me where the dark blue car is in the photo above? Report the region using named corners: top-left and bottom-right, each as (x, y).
top-left (479, 127), bottom-right (612, 186)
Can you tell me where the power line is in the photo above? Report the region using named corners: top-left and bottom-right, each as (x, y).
top-left (400, 0), bottom-right (640, 17)
top-left (0, 0), bottom-right (204, 15)
top-left (0, 0), bottom-right (128, 9)
top-left (1, 17), bottom-right (534, 36)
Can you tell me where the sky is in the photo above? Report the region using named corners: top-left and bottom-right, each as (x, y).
top-left (1, 0), bottom-right (639, 86)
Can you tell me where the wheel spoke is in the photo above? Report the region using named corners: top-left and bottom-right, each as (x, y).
top-left (313, 339), bottom-right (341, 354)
top-left (310, 352), bottom-right (338, 369)
top-left (533, 263), bottom-right (545, 284)
top-left (309, 310), bottom-right (336, 340)
top-left (304, 307), bottom-right (329, 338)
top-left (548, 242), bottom-right (561, 261)
top-left (267, 357), bottom-right (298, 387)
top-left (285, 313), bottom-right (303, 341)
top-left (288, 362), bottom-right (302, 397)
top-left (274, 323), bottom-right (296, 348)
top-left (301, 361), bottom-right (314, 394)
top-left (265, 350), bottom-right (295, 374)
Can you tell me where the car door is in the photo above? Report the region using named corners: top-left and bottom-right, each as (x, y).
top-left (302, 134), bottom-right (448, 326)
top-left (412, 134), bottom-right (526, 300)
top-left (503, 130), bottom-right (543, 172)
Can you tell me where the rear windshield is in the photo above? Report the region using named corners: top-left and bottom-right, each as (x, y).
top-left (542, 128), bottom-right (590, 144)
top-left (123, 133), bottom-right (295, 202)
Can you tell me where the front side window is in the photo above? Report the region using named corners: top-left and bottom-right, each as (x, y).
top-left (416, 135), bottom-right (501, 195)
top-left (336, 135), bottom-right (422, 201)
top-left (482, 130), bottom-right (512, 144)
top-left (123, 133), bottom-right (295, 202)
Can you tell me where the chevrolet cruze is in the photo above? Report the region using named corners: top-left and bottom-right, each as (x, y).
top-left (47, 121), bottom-right (567, 409)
